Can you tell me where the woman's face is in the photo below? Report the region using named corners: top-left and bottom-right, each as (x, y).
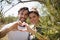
top-left (29, 13), bottom-right (39, 24)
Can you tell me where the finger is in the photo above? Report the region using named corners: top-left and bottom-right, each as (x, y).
top-left (18, 21), bottom-right (22, 26)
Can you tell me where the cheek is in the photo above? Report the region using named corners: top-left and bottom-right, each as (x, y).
top-left (34, 17), bottom-right (39, 22)
top-left (30, 20), bottom-right (33, 23)
top-left (24, 16), bottom-right (28, 19)
top-left (30, 19), bottom-right (33, 23)
top-left (35, 18), bottom-right (39, 22)
top-left (30, 18), bottom-right (35, 24)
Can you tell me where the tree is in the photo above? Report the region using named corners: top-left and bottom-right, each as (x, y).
top-left (31, 0), bottom-right (60, 40)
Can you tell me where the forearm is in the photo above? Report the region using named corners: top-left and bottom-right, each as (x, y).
top-left (29, 29), bottom-right (35, 35)
top-left (27, 26), bottom-right (35, 35)
top-left (0, 23), bottom-right (18, 38)
top-left (0, 28), bottom-right (10, 38)
top-left (29, 29), bottom-right (49, 40)
top-left (28, 29), bottom-right (49, 40)
top-left (35, 32), bottom-right (49, 40)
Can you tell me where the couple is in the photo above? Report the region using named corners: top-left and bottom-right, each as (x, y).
top-left (0, 7), bottom-right (49, 40)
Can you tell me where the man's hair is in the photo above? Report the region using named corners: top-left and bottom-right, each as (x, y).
top-left (18, 7), bottom-right (29, 13)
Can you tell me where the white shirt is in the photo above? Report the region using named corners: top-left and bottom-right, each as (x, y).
top-left (0, 22), bottom-right (29, 40)
top-left (8, 31), bottom-right (29, 40)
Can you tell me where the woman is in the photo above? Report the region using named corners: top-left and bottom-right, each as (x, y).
top-left (26, 11), bottom-right (49, 40)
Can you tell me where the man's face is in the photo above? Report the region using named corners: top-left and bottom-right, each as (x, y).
top-left (18, 10), bottom-right (28, 22)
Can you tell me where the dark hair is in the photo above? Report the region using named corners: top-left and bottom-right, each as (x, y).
top-left (29, 11), bottom-right (39, 16)
top-left (18, 7), bottom-right (29, 13)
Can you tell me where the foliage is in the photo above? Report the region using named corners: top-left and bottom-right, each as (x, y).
top-left (35, 0), bottom-right (60, 40)
top-left (0, 12), bottom-right (18, 24)
top-left (4, 16), bottom-right (18, 24)
top-left (0, 11), bottom-right (5, 24)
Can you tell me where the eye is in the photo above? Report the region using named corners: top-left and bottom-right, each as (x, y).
top-left (21, 13), bottom-right (23, 15)
top-left (25, 13), bottom-right (28, 16)
top-left (33, 16), bottom-right (36, 18)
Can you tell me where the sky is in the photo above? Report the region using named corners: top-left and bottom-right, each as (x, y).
top-left (1, 0), bottom-right (48, 17)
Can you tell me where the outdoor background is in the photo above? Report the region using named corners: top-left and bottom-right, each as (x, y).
top-left (0, 0), bottom-right (60, 40)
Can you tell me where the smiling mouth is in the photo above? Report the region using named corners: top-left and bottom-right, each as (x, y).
top-left (32, 21), bottom-right (35, 24)
top-left (21, 18), bottom-right (25, 19)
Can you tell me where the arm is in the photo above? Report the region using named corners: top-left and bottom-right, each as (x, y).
top-left (0, 28), bottom-right (10, 38)
top-left (27, 26), bottom-right (35, 35)
top-left (35, 32), bottom-right (50, 40)
top-left (27, 26), bottom-right (49, 40)
top-left (0, 22), bottom-right (18, 38)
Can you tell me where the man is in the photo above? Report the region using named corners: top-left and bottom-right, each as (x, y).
top-left (0, 7), bottom-right (30, 40)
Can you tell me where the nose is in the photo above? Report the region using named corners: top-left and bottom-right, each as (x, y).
top-left (22, 15), bottom-right (25, 17)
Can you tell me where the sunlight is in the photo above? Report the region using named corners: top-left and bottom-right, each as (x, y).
top-left (4, 1), bottom-right (48, 17)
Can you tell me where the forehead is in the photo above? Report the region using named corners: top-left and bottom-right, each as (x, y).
top-left (23, 10), bottom-right (28, 14)
top-left (18, 10), bottom-right (28, 14)
top-left (29, 13), bottom-right (37, 16)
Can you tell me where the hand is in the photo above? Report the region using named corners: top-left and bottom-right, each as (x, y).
top-left (18, 21), bottom-right (22, 26)
top-left (18, 22), bottom-right (28, 32)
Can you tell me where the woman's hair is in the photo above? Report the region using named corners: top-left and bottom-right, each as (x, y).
top-left (29, 11), bottom-right (39, 16)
